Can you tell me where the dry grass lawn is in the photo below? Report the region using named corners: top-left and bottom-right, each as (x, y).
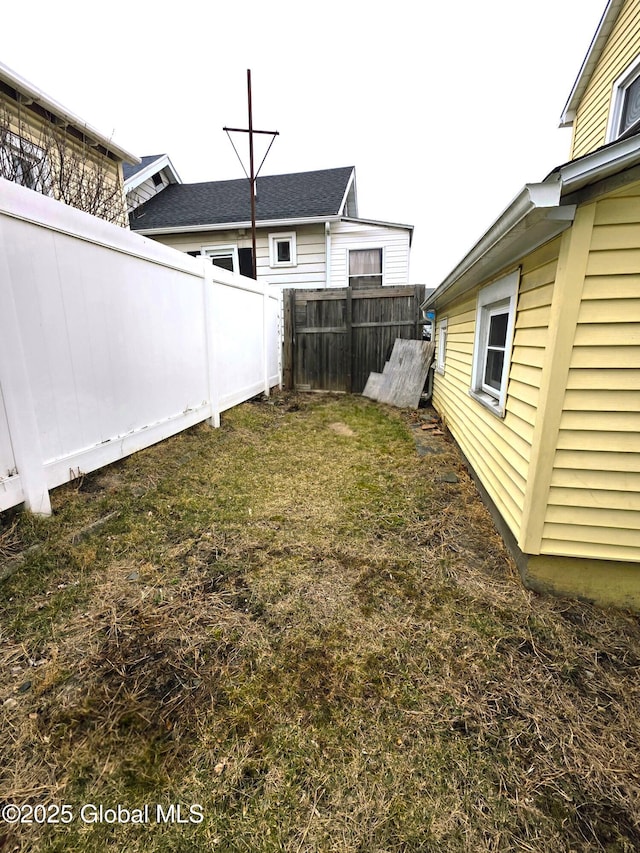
top-left (1, 393), bottom-right (639, 852)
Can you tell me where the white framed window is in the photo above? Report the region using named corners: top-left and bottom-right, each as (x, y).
top-left (348, 248), bottom-right (383, 288)
top-left (268, 232), bottom-right (296, 267)
top-left (202, 245), bottom-right (239, 273)
top-left (470, 269), bottom-right (519, 417)
top-left (436, 318), bottom-right (448, 374)
top-left (0, 132), bottom-right (48, 192)
top-left (606, 54), bottom-right (640, 142)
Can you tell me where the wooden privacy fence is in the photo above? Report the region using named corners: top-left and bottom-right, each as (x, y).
top-left (283, 285), bottom-right (426, 393)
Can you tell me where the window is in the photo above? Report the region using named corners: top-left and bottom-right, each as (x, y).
top-left (349, 248), bottom-right (382, 288)
top-left (0, 132), bottom-right (47, 192)
top-left (152, 172), bottom-right (164, 188)
top-left (436, 318), bottom-right (448, 374)
top-left (470, 270), bottom-right (519, 417)
top-left (268, 232), bottom-right (296, 267)
top-left (203, 245), bottom-right (239, 273)
top-left (607, 55), bottom-right (640, 141)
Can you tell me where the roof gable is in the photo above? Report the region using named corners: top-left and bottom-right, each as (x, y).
top-left (123, 154), bottom-right (182, 189)
top-left (560, 0), bottom-right (626, 127)
top-left (130, 166), bottom-right (356, 230)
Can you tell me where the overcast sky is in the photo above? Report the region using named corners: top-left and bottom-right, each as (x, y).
top-left (2, 0), bottom-right (606, 287)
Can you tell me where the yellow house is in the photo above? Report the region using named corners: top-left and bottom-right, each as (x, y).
top-left (0, 61), bottom-right (138, 226)
top-left (424, 0), bottom-right (640, 610)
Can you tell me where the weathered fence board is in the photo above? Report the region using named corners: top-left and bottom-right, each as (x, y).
top-left (363, 339), bottom-right (436, 409)
top-left (284, 285), bottom-right (425, 393)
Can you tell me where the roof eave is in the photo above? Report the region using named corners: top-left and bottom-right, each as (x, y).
top-left (557, 129), bottom-right (640, 192)
top-left (559, 0), bottom-right (625, 127)
top-left (132, 214), bottom-right (342, 235)
top-left (0, 61), bottom-right (139, 165)
top-left (423, 183), bottom-right (576, 310)
top-left (124, 154), bottom-right (182, 191)
top-left (124, 154), bottom-right (182, 192)
top-left (339, 216), bottom-right (414, 232)
top-left (425, 131), bottom-right (640, 312)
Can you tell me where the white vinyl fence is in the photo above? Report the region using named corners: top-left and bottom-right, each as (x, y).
top-left (0, 178), bottom-right (280, 515)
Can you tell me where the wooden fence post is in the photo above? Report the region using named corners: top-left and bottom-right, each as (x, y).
top-left (0, 219), bottom-right (52, 514)
top-left (282, 289), bottom-right (294, 390)
top-left (346, 287), bottom-right (353, 394)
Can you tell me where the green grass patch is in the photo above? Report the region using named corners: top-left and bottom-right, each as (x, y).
top-left (1, 393), bottom-right (639, 852)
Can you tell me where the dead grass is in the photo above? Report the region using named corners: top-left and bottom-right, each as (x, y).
top-left (0, 392), bottom-right (639, 852)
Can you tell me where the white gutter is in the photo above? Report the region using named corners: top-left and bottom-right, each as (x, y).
top-left (340, 216), bottom-right (414, 233)
top-left (424, 183), bottom-right (575, 309)
top-left (555, 129), bottom-right (640, 191)
top-left (0, 61), bottom-right (139, 165)
top-left (424, 129), bottom-right (640, 311)
top-left (132, 214), bottom-right (344, 236)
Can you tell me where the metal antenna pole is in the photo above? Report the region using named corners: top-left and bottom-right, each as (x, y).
top-left (247, 70), bottom-right (257, 279)
top-left (223, 70), bottom-right (279, 280)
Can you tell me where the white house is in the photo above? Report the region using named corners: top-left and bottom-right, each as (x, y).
top-left (128, 164), bottom-right (413, 289)
top-left (123, 153), bottom-right (182, 213)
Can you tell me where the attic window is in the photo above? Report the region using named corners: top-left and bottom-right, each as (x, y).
top-left (268, 232), bottom-right (296, 267)
top-left (152, 172), bottom-right (164, 188)
top-left (607, 55), bottom-right (640, 141)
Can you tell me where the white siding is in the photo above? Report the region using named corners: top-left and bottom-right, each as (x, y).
top-left (330, 221), bottom-right (411, 288)
top-left (153, 224), bottom-right (327, 290)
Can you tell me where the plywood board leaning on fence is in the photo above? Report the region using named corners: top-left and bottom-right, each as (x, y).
top-left (362, 339), bottom-right (435, 409)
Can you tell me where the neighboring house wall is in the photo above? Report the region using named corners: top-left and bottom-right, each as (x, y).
top-left (153, 224), bottom-right (328, 289)
top-left (432, 237), bottom-right (562, 543)
top-left (330, 220), bottom-right (411, 288)
top-left (571, 0), bottom-right (640, 158)
top-left (0, 90), bottom-right (129, 227)
top-left (150, 220), bottom-right (412, 290)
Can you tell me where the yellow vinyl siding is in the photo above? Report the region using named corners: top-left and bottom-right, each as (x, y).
top-left (432, 238), bottom-right (561, 542)
top-left (0, 91), bottom-right (126, 226)
top-left (541, 182), bottom-right (640, 561)
top-left (571, 0), bottom-right (640, 158)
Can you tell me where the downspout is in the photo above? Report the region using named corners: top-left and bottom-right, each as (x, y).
top-left (325, 221), bottom-right (331, 286)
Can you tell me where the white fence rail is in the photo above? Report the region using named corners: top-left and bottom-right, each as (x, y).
top-left (0, 179), bottom-right (280, 515)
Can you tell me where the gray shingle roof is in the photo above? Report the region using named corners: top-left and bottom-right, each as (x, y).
top-left (129, 166), bottom-right (354, 230)
top-left (123, 154), bottom-right (165, 182)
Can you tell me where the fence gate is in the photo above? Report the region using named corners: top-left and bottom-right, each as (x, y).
top-left (283, 285), bottom-right (426, 393)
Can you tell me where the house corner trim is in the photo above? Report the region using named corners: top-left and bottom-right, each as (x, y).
top-left (518, 202), bottom-right (597, 554)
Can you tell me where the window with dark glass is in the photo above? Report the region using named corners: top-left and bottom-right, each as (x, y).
top-left (619, 74), bottom-right (640, 135)
top-left (277, 239), bottom-right (291, 263)
top-left (483, 310), bottom-right (508, 391)
top-left (210, 254), bottom-right (234, 272)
